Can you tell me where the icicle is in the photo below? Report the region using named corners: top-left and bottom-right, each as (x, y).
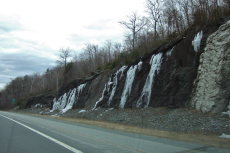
top-left (59, 93), bottom-right (67, 110)
top-left (192, 31), bottom-right (203, 52)
top-left (136, 53), bottom-right (163, 108)
top-left (107, 66), bottom-right (127, 105)
top-left (166, 46), bottom-right (175, 57)
top-left (119, 66), bottom-right (127, 79)
top-left (93, 66), bottom-right (128, 109)
top-left (60, 89), bottom-right (76, 113)
top-left (119, 64), bottom-right (139, 108)
top-left (137, 61), bottom-right (143, 71)
top-left (93, 84), bottom-right (107, 109)
top-left (50, 98), bottom-right (57, 112)
top-left (50, 82), bottom-right (87, 113)
top-left (77, 83), bottom-right (86, 96)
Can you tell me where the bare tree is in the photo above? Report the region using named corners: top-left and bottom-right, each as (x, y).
top-left (104, 40), bottom-right (113, 62)
top-left (177, 0), bottom-right (192, 27)
top-left (119, 12), bottom-right (148, 50)
top-left (84, 42), bottom-right (99, 71)
top-left (163, 0), bottom-right (184, 35)
top-left (113, 42), bottom-right (122, 58)
top-left (59, 47), bottom-right (72, 68)
top-left (145, 0), bottom-right (163, 41)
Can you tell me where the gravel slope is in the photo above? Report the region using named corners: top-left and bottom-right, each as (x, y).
top-left (15, 107), bottom-right (230, 135)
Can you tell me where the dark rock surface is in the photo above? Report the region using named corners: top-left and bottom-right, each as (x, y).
top-left (93, 22), bottom-right (223, 110)
top-left (25, 94), bottom-right (54, 109)
top-left (25, 19), bottom-right (229, 114)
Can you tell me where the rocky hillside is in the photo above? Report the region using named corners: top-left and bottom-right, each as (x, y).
top-left (25, 19), bottom-right (230, 115)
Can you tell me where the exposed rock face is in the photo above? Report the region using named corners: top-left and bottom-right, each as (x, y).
top-left (191, 20), bottom-right (230, 113)
top-left (25, 94), bottom-right (54, 109)
top-left (49, 70), bottom-right (111, 111)
top-left (26, 19), bottom-right (229, 115)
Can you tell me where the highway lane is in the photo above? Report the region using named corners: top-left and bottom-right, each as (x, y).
top-left (0, 111), bottom-right (229, 153)
top-left (0, 113), bottom-right (75, 153)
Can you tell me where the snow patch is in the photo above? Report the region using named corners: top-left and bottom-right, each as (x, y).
top-left (222, 111), bottom-right (230, 117)
top-left (34, 103), bottom-right (42, 108)
top-left (97, 108), bottom-right (114, 117)
top-left (51, 114), bottom-right (60, 117)
top-left (78, 110), bottom-right (87, 113)
top-left (220, 134), bottom-right (230, 139)
top-left (222, 102), bottom-right (230, 117)
top-left (192, 31), bottom-right (203, 52)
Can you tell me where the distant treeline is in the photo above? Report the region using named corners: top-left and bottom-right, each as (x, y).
top-left (1, 0), bottom-right (229, 109)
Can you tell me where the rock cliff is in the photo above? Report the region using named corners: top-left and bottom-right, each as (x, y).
top-left (191, 20), bottom-right (230, 113)
top-left (26, 19), bottom-right (230, 114)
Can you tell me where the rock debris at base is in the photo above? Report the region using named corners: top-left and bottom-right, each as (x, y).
top-left (15, 107), bottom-right (230, 135)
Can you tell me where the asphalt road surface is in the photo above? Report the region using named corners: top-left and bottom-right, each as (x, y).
top-left (0, 111), bottom-right (229, 153)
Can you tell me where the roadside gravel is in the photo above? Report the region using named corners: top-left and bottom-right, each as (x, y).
top-left (14, 107), bottom-right (230, 135)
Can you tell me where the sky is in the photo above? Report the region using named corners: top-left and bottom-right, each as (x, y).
top-left (0, 0), bottom-right (146, 90)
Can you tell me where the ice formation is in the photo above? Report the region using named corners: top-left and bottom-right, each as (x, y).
top-left (137, 61), bottom-right (143, 71)
top-left (119, 61), bottom-right (143, 108)
top-left (222, 102), bottom-right (230, 117)
top-left (93, 66), bottom-right (127, 109)
top-left (51, 83), bottom-right (86, 113)
top-left (108, 66), bottom-right (127, 105)
top-left (220, 133), bottom-right (230, 139)
top-left (93, 84), bottom-right (108, 109)
top-left (192, 31), bottom-right (203, 52)
top-left (78, 110), bottom-right (87, 113)
top-left (60, 89), bottom-right (76, 113)
top-left (34, 103), bottom-right (42, 108)
top-left (136, 53), bottom-right (163, 107)
top-left (166, 46), bottom-right (175, 57)
top-left (77, 83), bottom-right (86, 96)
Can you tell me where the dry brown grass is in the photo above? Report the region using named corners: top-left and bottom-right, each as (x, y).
top-left (19, 112), bottom-right (230, 149)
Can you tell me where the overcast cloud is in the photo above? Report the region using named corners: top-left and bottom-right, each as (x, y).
top-left (0, 0), bottom-right (145, 89)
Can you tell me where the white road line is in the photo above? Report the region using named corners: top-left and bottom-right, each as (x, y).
top-left (0, 114), bottom-right (82, 153)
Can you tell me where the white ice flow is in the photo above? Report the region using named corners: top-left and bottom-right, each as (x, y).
top-left (108, 66), bottom-right (127, 105)
top-left (136, 53), bottom-right (163, 108)
top-left (51, 83), bottom-right (86, 113)
top-left (119, 61), bottom-right (143, 108)
top-left (93, 84), bottom-right (107, 110)
top-left (192, 31), bottom-right (203, 52)
top-left (166, 46), bottom-right (175, 57)
top-left (93, 66), bottom-right (127, 109)
top-left (60, 89), bottom-right (76, 113)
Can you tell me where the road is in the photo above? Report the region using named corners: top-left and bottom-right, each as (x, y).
top-left (0, 111), bottom-right (229, 153)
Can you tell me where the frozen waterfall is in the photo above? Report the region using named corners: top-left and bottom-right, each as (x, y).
top-left (119, 61), bottom-right (143, 108)
top-left (51, 83), bottom-right (86, 113)
top-left (192, 31), bottom-right (203, 52)
top-left (136, 53), bottom-right (163, 108)
top-left (108, 66), bottom-right (127, 105)
top-left (93, 84), bottom-right (108, 109)
top-left (93, 66), bottom-right (127, 109)
top-left (60, 89), bottom-right (76, 113)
